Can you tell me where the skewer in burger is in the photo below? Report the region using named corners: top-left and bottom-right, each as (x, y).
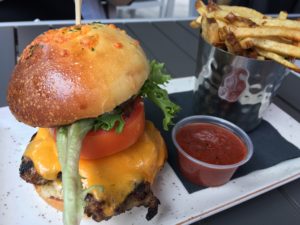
top-left (7, 23), bottom-right (180, 225)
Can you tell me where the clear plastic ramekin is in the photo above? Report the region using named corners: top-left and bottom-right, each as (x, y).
top-left (172, 115), bottom-right (253, 187)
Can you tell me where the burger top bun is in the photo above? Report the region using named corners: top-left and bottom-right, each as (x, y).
top-left (7, 23), bottom-right (149, 127)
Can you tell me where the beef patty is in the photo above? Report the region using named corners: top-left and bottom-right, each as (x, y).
top-left (19, 156), bottom-right (160, 222)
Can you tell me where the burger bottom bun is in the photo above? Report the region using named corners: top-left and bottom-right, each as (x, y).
top-left (35, 185), bottom-right (63, 211)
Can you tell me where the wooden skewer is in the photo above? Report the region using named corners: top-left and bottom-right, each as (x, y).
top-left (75, 0), bottom-right (82, 25)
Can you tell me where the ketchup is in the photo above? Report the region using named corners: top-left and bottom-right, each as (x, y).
top-left (176, 123), bottom-right (247, 165)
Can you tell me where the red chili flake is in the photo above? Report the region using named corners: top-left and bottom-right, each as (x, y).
top-left (114, 42), bottom-right (123, 48)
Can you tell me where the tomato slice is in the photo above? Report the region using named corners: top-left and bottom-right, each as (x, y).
top-left (80, 98), bottom-right (145, 159)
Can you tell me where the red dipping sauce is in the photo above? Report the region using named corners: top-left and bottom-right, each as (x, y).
top-left (172, 116), bottom-right (253, 187)
top-left (176, 123), bottom-right (247, 165)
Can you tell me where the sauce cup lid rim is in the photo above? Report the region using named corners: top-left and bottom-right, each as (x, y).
top-left (172, 115), bottom-right (254, 170)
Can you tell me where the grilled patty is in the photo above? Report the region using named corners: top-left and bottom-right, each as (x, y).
top-left (20, 156), bottom-right (50, 185)
top-left (19, 156), bottom-right (160, 221)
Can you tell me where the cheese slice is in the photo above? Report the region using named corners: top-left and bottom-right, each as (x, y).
top-left (24, 121), bottom-right (167, 216)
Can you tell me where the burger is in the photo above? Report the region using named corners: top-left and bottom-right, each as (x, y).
top-left (7, 23), bottom-right (180, 224)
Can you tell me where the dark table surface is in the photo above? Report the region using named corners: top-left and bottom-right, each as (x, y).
top-left (0, 19), bottom-right (300, 225)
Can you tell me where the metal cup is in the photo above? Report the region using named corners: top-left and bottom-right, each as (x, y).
top-left (194, 36), bottom-right (289, 131)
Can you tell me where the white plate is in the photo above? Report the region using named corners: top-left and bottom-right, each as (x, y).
top-left (1, 76), bottom-right (300, 225)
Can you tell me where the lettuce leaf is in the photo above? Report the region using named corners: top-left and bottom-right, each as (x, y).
top-left (93, 109), bottom-right (125, 133)
top-left (56, 120), bottom-right (103, 225)
top-left (140, 60), bottom-right (181, 130)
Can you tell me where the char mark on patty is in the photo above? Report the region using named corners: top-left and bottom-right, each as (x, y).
top-left (19, 132), bottom-right (49, 185)
top-left (117, 182), bottom-right (160, 221)
top-left (85, 182), bottom-right (160, 222)
top-left (20, 156), bottom-right (62, 185)
top-left (19, 156), bottom-right (50, 185)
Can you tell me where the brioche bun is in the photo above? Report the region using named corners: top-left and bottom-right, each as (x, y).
top-left (35, 185), bottom-right (63, 212)
top-left (7, 23), bottom-right (149, 127)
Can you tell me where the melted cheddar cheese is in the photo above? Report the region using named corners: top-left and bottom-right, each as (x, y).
top-left (25, 128), bottom-right (61, 180)
top-left (24, 121), bottom-right (167, 217)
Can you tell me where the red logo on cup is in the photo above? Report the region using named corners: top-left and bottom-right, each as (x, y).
top-left (218, 68), bottom-right (248, 102)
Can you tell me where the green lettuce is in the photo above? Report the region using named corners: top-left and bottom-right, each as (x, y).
top-left (93, 109), bottom-right (125, 133)
top-left (140, 60), bottom-right (181, 130)
top-left (56, 120), bottom-right (102, 225)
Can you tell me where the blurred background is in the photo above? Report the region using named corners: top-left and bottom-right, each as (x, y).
top-left (0, 0), bottom-right (300, 22)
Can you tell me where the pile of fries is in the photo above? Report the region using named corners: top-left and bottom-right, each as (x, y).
top-left (191, 0), bottom-right (300, 72)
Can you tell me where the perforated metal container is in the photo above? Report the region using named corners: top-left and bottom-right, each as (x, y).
top-left (194, 36), bottom-right (289, 131)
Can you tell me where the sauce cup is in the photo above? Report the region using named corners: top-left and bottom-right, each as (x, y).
top-left (172, 115), bottom-right (253, 187)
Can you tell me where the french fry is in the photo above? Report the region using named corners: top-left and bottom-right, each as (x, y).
top-left (195, 0), bottom-right (208, 15)
top-left (205, 10), bottom-right (254, 26)
top-left (225, 12), bottom-right (257, 27)
top-left (278, 11), bottom-right (288, 20)
top-left (190, 20), bottom-right (201, 29)
top-left (250, 17), bottom-right (300, 30)
top-left (215, 18), bottom-right (227, 29)
top-left (230, 26), bottom-right (300, 42)
top-left (218, 24), bottom-right (227, 41)
top-left (265, 36), bottom-right (293, 45)
top-left (206, 9), bottom-right (232, 22)
top-left (222, 27), bottom-right (244, 55)
top-left (196, 15), bottom-right (202, 24)
top-left (257, 56), bottom-right (265, 60)
top-left (240, 38), bottom-right (300, 58)
top-left (294, 41), bottom-right (300, 47)
top-left (256, 48), bottom-right (300, 72)
top-left (201, 15), bottom-right (221, 45)
top-left (219, 5), bottom-right (267, 19)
